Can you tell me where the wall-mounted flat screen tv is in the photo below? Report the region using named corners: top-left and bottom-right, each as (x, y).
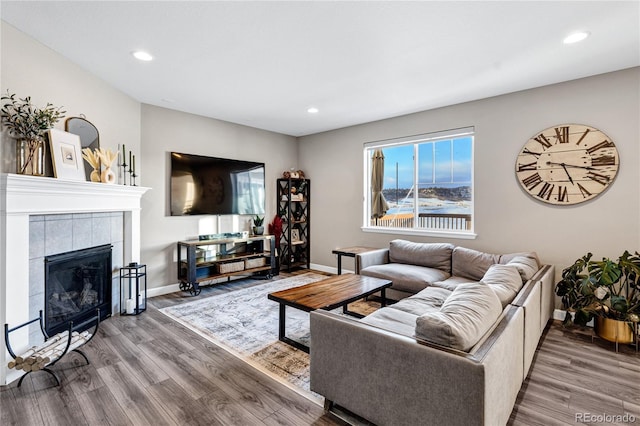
top-left (170, 152), bottom-right (265, 216)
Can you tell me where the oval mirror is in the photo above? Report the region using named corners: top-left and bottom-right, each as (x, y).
top-left (65, 116), bottom-right (99, 181)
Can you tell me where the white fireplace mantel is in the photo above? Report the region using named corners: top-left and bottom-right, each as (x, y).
top-left (0, 173), bottom-right (150, 385)
top-left (1, 173), bottom-right (149, 215)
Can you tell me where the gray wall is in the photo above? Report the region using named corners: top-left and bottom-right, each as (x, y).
top-left (4, 19), bottom-right (639, 297)
top-left (299, 68), bottom-right (640, 281)
top-left (1, 21), bottom-right (299, 291)
top-left (0, 22), bottom-right (140, 175)
top-left (139, 104), bottom-right (298, 289)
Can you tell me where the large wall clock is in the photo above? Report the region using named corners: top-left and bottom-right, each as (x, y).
top-left (516, 124), bottom-right (619, 205)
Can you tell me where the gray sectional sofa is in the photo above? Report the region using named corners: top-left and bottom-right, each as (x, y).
top-left (310, 240), bottom-right (555, 426)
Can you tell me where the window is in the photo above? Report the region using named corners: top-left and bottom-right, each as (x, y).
top-left (363, 127), bottom-right (475, 238)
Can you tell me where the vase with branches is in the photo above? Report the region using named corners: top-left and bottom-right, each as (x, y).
top-left (1, 91), bottom-right (65, 175)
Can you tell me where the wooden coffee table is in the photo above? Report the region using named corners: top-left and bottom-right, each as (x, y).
top-left (267, 274), bottom-right (392, 353)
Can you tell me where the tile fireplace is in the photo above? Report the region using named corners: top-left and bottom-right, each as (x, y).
top-left (0, 173), bottom-right (149, 385)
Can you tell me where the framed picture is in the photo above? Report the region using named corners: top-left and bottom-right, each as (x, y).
top-left (48, 129), bottom-right (86, 181)
top-left (291, 229), bottom-right (300, 242)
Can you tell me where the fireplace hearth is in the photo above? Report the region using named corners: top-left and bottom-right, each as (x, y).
top-left (44, 244), bottom-right (112, 336)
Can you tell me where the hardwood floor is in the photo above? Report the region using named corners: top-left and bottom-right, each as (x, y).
top-left (2, 271), bottom-right (639, 425)
top-left (509, 323), bottom-right (640, 425)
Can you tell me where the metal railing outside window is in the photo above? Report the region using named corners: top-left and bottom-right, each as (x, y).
top-left (364, 127), bottom-right (474, 236)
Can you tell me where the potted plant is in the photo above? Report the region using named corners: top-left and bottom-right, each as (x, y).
top-left (1, 91), bottom-right (65, 175)
top-left (252, 215), bottom-right (265, 235)
top-left (555, 251), bottom-right (640, 344)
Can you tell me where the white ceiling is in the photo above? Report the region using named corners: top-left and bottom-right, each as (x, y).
top-left (2, 1), bottom-right (639, 137)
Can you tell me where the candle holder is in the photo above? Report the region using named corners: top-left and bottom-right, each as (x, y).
top-left (131, 172), bottom-right (138, 186)
top-left (120, 161), bottom-right (128, 185)
top-left (120, 263), bottom-right (147, 315)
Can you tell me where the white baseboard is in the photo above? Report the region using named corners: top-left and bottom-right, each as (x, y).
top-left (146, 274), bottom-right (248, 298)
top-left (309, 263), bottom-right (355, 275)
top-left (553, 308), bottom-right (595, 327)
top-left (310, 263), bottom-right (337, 274)
top-left (147, 283), bottom-right (181, 298)
top-left (147, 263), bottom-right (340, 299)
top-left (553, 309), bottom-right (567, 321)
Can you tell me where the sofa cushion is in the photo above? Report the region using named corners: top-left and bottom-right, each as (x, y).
top-left (480, 264), bottom-right (523, 307)
top-left (415, 282), bottom-right (503, 351)
top-left (360, 307), bottom-right (419, 337)
top-left (506, 255), bottom-right (539, 282)
top-left (412, 286), bottom-right (453, 304)
top-left (451, 247), bottom-right (500, 281)
top-left (360, 263), bottom-right (450, 294)
top-left (389, 239), bottom-right (454, 273)
top-left (390, 286), bottom-right (453, 315)
top-left (432, 276), bottom-right (477, 292)
top-left (361, 287), bottom-right (452, 336)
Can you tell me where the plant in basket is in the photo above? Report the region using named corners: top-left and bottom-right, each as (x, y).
top-left (555, 251), bottom-right (640, 343)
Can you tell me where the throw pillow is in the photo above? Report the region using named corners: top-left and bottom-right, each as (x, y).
top-left (415, 282), bottom-right (503, 351)
top-left (500, 251), bottom-right (540, 268)
top-left (389, 239), bottom-right (454, 273)
top-left (480, 264), bottom-right (523, 307)
top-left (507, 255), bottom-right (539, 282)
top-left (451, 247), bottom-right (500, 281)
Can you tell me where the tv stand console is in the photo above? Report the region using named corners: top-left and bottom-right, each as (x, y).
top-left (177, 235), bottom-right (276, 296)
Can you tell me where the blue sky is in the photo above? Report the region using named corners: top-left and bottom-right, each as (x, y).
top-left (379, 137), bottom-right (472, 189)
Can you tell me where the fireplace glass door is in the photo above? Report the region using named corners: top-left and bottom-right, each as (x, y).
top-left (44, 244), bottom-right (112, 336)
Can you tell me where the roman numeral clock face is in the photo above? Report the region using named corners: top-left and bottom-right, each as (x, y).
top-left (516, 124), bottom-right (619, 205)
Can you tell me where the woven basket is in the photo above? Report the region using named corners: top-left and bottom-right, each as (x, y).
top-left (245, 257), bottom-right (266, 269)
top-left (217, 261), bottom-right (245, 274)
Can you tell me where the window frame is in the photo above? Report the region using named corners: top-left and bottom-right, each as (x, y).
top-left (362, 127), bottom-right (476, 239)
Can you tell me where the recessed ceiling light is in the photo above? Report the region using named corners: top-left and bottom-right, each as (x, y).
top-left (307, 107), bottom-right (319, 114)
top-left (563, 31), bottom-right (590, 44)
top-left (132, 50), bottom-right (153, 61)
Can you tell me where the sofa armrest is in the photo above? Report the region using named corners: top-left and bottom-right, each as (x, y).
top-left (355, 248), bottom-right (389, 273)
top-left (510, 264), bottom-right (554, 379)
top-left (310, 307), bottom-right (524, 426)
top-left (537, 264), bottom-right (556, 329)
top-left (511, 279), bottom-right (542, 379)
top-left (512, 264), bottom-right (555, 330)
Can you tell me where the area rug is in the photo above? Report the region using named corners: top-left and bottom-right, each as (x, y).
top-left (158, 273), bottom-right (379, 404)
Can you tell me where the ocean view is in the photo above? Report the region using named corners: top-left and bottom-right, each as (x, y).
top-left (385, 198), bottom-right (471, 216)
top-left (381, 186), bottom-right (472, 217)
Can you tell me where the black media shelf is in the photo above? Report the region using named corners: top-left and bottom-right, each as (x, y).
top-left (277, 178), bottom-right (310, 271)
